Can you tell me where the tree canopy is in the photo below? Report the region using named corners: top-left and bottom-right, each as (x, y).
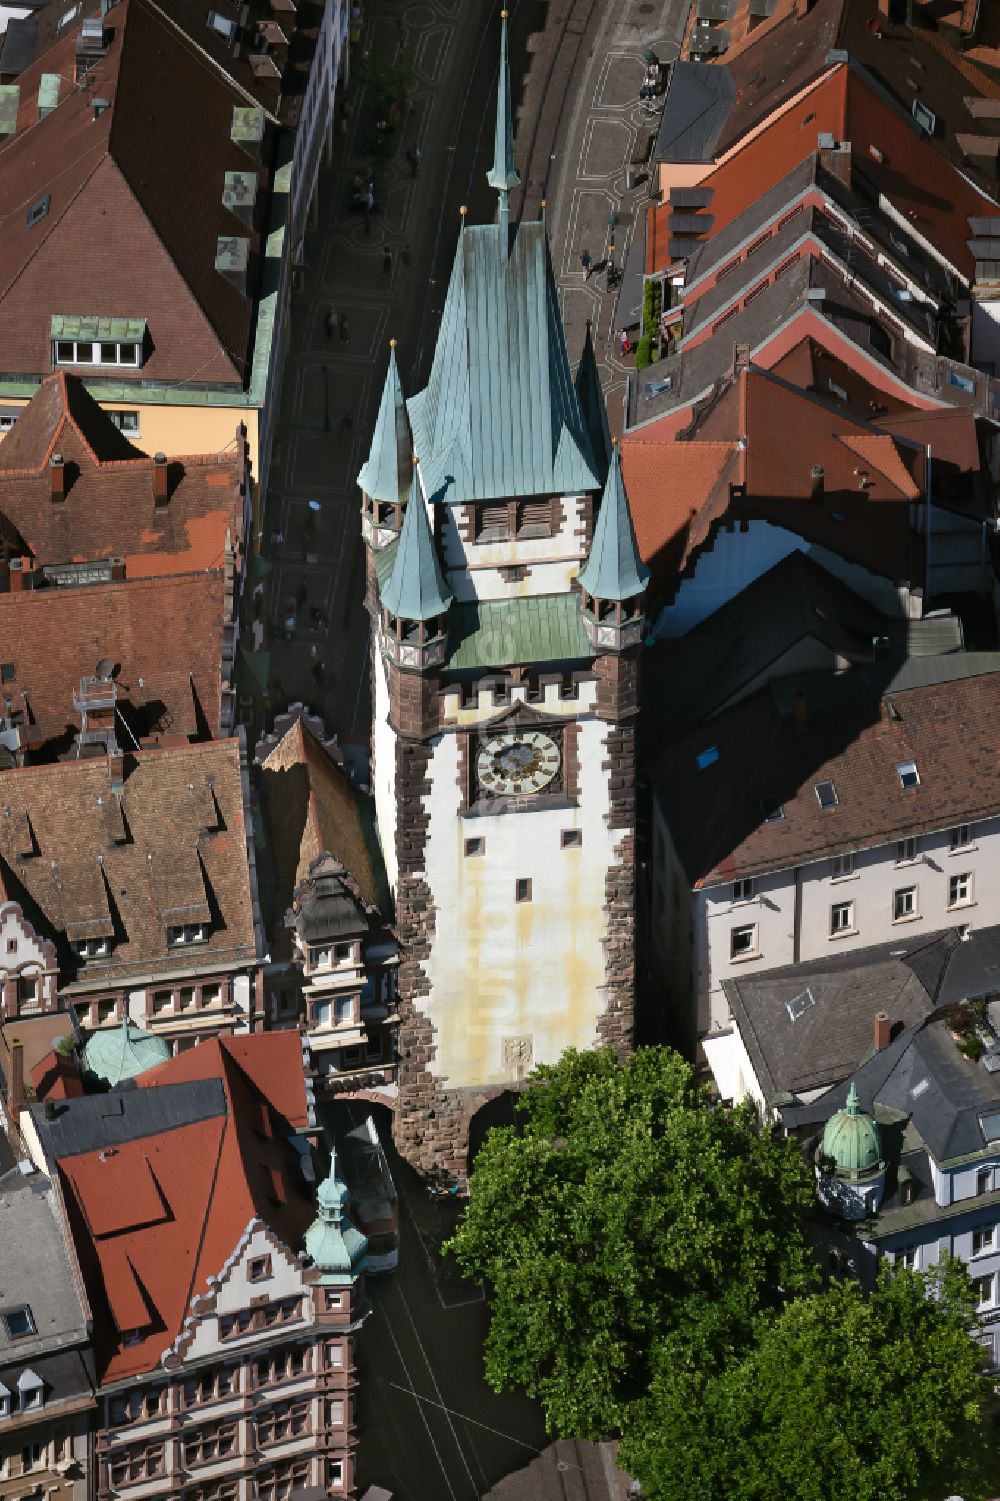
top-left (620, 1259), bottom-right (991, 1501)
top-left (443, 1046), bottom-right (817, 1438)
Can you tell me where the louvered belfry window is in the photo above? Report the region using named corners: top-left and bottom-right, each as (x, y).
top-left (475, 498), bottom-right (554, 541)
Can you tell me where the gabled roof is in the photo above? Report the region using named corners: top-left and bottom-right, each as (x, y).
top-left (577, 445), bottom-right (649, 601)
top-left (0, 0), bottom-right (269, 387)
top-left (0, 738), bottom-right (258, 982)
top-left (407, 218), bottom-right (599, 504)
top-left (41, 1032), bottom-right (313, 1381)
top-left (357, 342), bottom-right (412, 506)
top-left (0, 570), bottom-right (229, 756)
top-left (653, 60), bottom-right (735, 163)
top-left (653, 662), bottom-right (1000, 887)
top-left (380, 467), bottom-right (453, 621)
top-left (0, 375), bottom-right (245, 575)
top-left (259, 716), bottom-right (386, 957)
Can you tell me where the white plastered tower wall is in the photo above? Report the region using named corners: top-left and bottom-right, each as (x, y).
top-left (372, 647), bottom-right (399, 896)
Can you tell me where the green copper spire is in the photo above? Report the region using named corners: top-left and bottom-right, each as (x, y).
top-left (302, 1150), bottom-right (368, 1286)
top-left (380, 464), bottom-right (453, 622)
top-left (358, 340), bottom-right (411, 505)
top-left (486, 9), bottom-right (520, 227)
top-left (577, 443), bottom-right (649, 602)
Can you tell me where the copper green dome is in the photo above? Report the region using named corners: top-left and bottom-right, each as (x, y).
top-left (820, 1082), bottom-right (883, 1180)
top-left (302, 1150), bottom-right (368, 1287)
top-left (83, 1017), bottom-right (171, 1088)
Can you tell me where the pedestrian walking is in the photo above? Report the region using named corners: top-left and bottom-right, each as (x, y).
top-left (309, 642), bottom-right (319, 661)
top-left (325, 307), bottom-right (339, 340)
top-left (620, 329), bottom-right (631, 357)
top-left (383, 246), bottom-right (393, 273)
top-left (401, 243), bottom-right (412, 268)
top-left (340, 316), bottom-right (349, 344)
top-left (580, 249), bottom-right (593, 278)
top-left (406, 145), bottom-right (422, 177)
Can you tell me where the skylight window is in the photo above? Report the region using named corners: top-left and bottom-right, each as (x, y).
top-left (208, 9), bottom-right (236, 40)
top-left (2, 1306), bottom-right (34, 1339)
top-left (911, 99), bottom-right (936, 134)
top-left (981, 1112), bottom-right (1000, 1145)
top-left (910, 1078), bottom-right (930, 1099)
top-left (815, 780), bottom-right (839, 809)
top-left (760, 796), bottom-right (783, 822)
top-left (896, 761), bottom-right (919, 790)
top-left (786, 988), bottom-right (816, 1022)
top-left (696, 746), bottom-right (719, 770)
top-left (26, 194), bottom-right (50, 229)
top-left (58, 3), bottom-right (80, 28)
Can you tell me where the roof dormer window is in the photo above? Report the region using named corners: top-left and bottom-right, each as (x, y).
top-left (16, 1368), bottom-right (44, 1411)
top-left (896, 760), bottom-right (919, 790)
top-left (167, 923), bottom-right (208, 947)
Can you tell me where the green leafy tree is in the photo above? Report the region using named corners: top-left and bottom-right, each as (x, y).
top-left (444, 1047), bottom-right (817, 1438)
top-left (621, 1258), bottom-right (993, 1501)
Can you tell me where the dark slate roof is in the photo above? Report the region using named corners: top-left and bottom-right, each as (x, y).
top-left (653, 61), bottom-right (735, 164)
top-left (935, 924), bottom-right (1000, 1010)
top-left (0, 1165), bottom-right (90, 1365)
top-left (28, 1078), bottom-right (227, 1160)
top-left (722, 932), bottom-right (952, 1103)
top-left (407, 220), bottom-right (598, 505)
top-left (483, 1439), bottom-right (631, 1500)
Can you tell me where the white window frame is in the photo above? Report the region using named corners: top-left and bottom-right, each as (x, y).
top-left (830, 853), bottom-right (854, 881)
top-left (896, 837), bottom-right (918, 864)
top-left (108, 409), bottom-right (140, 436)
top-left (732, 878), bottom-right (755, 904)
top-left (52, 339), bottom-right (141, 368)
top-left (950, 824), bottom-right (973, 851)
top-left (730, 924), bottom-right (759, 961)
top-left (972, 1224), bottom-right (996, 1257)
top-left (167, 923), bottom-right (208, 947)
top-left (978, 1168), bottom-right (994, 1196)
top-left (830, 901), bottom-right (855, 937)
top-left (896, 760), bottom-right (920, 790)
top-left (896, 1245), bottom-right (917, 1269)
top-left (893, 886), bottom-right (918, 922)
top-left (948, 872), bottom-right (973, 909)
top-left (975, 1272), bottom-right (995, 1309)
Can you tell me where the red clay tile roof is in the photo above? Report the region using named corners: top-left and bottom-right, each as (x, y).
top-left (656, 667), bottom-right (1000, 887)
top-left (767, 336), bottom-right (918, 424)
top-left (647, 64), bottom-right (995, 279)
top-left (0, 374), bottom-right (245, 574)
top-left (0, 571), bottom-right (228, 755)
top-left (623, 366), bottom-right (925, 595)
top-left (0, 0), bottom-right (266, 387)
top-left (57, 1031), bottom-right (312, 1382)
top-left (0, 738), bottom-right (258, 984)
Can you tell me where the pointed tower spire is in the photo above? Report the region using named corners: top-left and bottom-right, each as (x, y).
top-left (379, 463), bottom-right (453, 672)
top-left (575, 322), bottom-right (611, 484)
top-left (302, 1150), bottom-right (368, 1284)
top-left (486, 9), bottom-right (520, 237)
top-left (578, 442), bottom-right (648, 654)
top-left (358, 340), bottom-right (412, 510)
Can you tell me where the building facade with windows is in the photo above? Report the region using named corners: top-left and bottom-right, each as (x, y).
top-left (359, 21), bottom-right (646, 1172)
top-left (648, 662), bottom-right (1000, 1072)
top-left (785, 998), bottom-right (1000, 1371)
top-left (21, 1032), bottom-right (365, 1501)
top-left (0, 1160), bottom-right (94, 1501)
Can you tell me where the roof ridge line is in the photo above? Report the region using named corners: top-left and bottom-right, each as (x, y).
top-left (134, 0), bottom-right (281, 121)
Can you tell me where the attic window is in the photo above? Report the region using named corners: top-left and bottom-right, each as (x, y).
top-left (1, 663), bottom-right (14, 683)
top-left (208, 9), bottom-right (237, 40)
top-left (911, 99), bottom-right (936, 134)
top-left (910, 1077), bottom-right (930, 1099)
top-left (980, 1112), bottom-right (1000, 1145)
top-left (167, 923), bottom-right (208, 946)
top-left (26, 194), bottom-right (50, 228)
top-left (786, 988), bottom-right (816, 1022)
top-left (72, 937), bottom-right (109, 958)
top-left (814, 780), bottom-right (839, 809)
top-left (949, 370), bottom-right (975, 394)
top-left (58, 3), bottom-right (79, 27)
top-left (696, 746), bottom-right (720, 770)
top-left (760, 796), bottom-right (783, 822)
top-left (2, 1306), bottom-right (35, 1339)
top-left (896, 760), bottom-right (919, 790)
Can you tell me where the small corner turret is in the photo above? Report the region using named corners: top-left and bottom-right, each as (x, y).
top-left (379, 460), bottom-right (453, 675)
top-left (359, 339), bottom-right (412, 551)
top-left (577, 440), bottom-right (649, 655)
top-left (302, 1148), bottom-right (368, 1287)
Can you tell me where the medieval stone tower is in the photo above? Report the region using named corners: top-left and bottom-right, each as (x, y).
top-left (358, 12), bottom-right (648, 1173)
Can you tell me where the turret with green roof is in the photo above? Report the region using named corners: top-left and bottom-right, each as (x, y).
top-left (359, 339), bottom-right (412, 549)
top-left (302, 1151), bottom-right (368, 1287)
top-left (378, 462), bottom-right (453, 672)
top-left (816, 1081), bottom-right (886, 1220)
top-left (577, 441), bottom-right (649, 654)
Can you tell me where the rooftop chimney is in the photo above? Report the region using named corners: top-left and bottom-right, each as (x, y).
top-left (8, 1036), bottom-right (23, 1121)
top-left (874, 1011), bottom-right (891, 1051)
top-left (792, 690), bottom-right (809, 725)
top-left (43, 1098), bottom-right (57, 1121)
top-left (153, 452), bottom-right (169, 506)
top-left (810, 464), bottom-right (824, 501)
top-left (50, 452), bottom-right (66, 502)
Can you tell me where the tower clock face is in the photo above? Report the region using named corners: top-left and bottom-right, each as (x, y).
top-left (476, 731), bottom-right (561, 797)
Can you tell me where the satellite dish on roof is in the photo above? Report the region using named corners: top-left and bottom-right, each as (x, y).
top-left (95, 658), bottom-right (116, 681)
